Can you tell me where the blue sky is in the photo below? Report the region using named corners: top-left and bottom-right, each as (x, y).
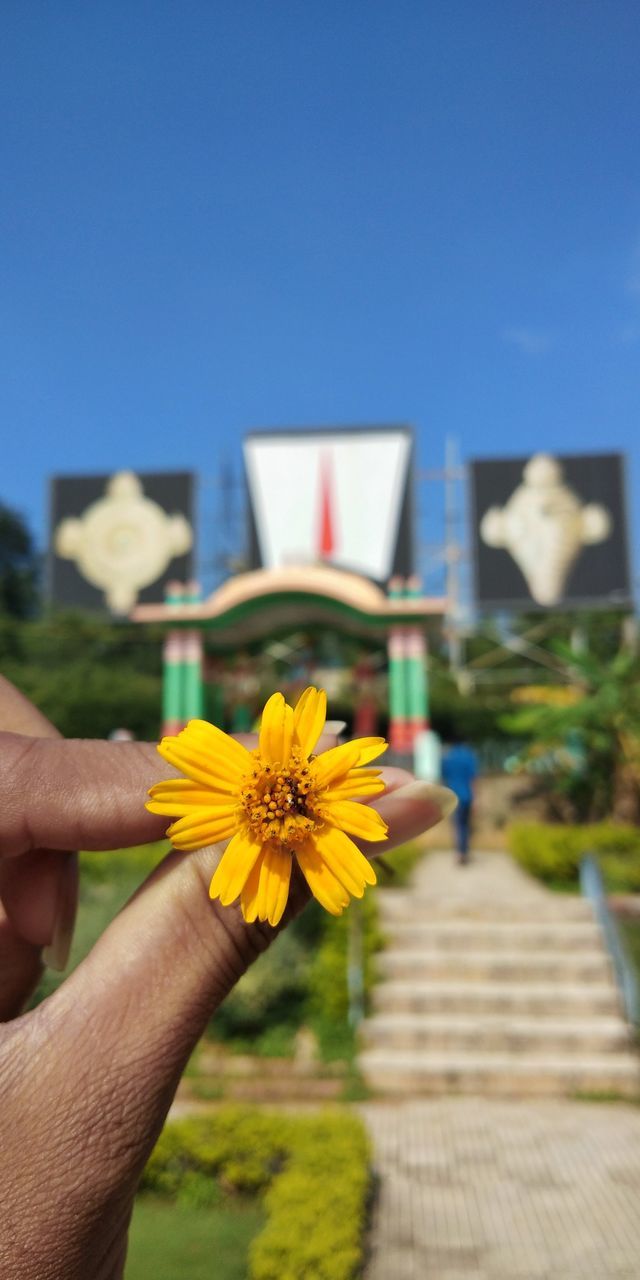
top-left (2, 1), bottom-right (639, 594)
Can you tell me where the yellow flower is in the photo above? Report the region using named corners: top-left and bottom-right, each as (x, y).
top-left (146, 687), bottom-right (389, 926)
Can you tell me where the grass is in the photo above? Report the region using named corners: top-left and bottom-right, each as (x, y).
top-left (126, 1198), bottom-right (264, 1280)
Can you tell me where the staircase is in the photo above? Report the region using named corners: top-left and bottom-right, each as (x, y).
top-left (359, 850), bottom-right (640, 1097)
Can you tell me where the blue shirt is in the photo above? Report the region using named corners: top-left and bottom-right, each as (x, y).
top-left (441, 744), bottom-right (477, 805)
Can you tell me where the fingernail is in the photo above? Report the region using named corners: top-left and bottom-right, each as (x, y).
top-left (325, 720), bottom-right (347, 735)
top-left (43, 854), bottom-right (79, 972)
top-left (393, 780), bottom-right (459, 819)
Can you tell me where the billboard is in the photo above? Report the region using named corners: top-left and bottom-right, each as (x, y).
top-left (243, 426), bottom-right (415, 584)
top-left (470, 452), bottom-right (631, 610)
top-left (48, 470), bottom-right (195, 614)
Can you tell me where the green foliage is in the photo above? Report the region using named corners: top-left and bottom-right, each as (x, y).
top-left (307, 896), bottom-right (382, 1060)
top-left (618, 920), bottom-right (640, 981)
top-left (0, 613), bottom-right (164, 738)
top-left (140, 1107), bottom-right (371, 1280)
top-left (210, 929), bottom-right (310, 1044)
top-left (78, 842), bottom-right (169, 884)
top-left (0, 502), bottom-right (38, 618)
top-left (501, 642), bottom-right (640, 821)
top-left (508, 823), bottom-right (640, 891)
top-left (142, 1108), bottom-right (290, 1199)
top-left (249, 1113), bottom-right (371, 1280)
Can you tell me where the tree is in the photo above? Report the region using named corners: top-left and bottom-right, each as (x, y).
top-left (502, 639), bottom-right (640, 821)
top-left (0, 502), bottom-right (39, 618)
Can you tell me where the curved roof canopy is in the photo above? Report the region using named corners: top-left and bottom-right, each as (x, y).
top-left (132, 564), bottom-right (445, 647)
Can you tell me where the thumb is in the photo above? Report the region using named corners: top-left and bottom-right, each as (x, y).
top-left (33, 777), bottom-right (449, 1192)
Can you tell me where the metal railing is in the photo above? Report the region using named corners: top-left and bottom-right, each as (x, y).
top-left (580, 853), bottom-right (640, 1030)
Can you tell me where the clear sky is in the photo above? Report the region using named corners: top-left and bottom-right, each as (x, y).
top-left (2, 1), bottom-right (639, 593)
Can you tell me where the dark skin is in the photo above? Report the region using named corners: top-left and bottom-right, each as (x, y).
top-left (0, 676), bottom-right (448, 1279)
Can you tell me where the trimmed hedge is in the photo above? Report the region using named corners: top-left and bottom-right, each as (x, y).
top-left (140, 1106), bottom-right (371, 1280)
top-left (508, 823), bottom-right (640, 892)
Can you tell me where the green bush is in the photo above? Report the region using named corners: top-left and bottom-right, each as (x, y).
top-left (140, 1107), bottom-right (371, 1280)
top-left (250, 1113), bottom-right (370, 1280)
top-left (211, 929), bottom-right (311, 1043)
top-left (508, 823), bottom-right (640, 891)
top-left (307, 896), bottom-right (383, 1060)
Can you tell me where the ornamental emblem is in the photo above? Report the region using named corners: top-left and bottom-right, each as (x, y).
top-left (480, 453), bottom-right (611, 606)
top-left (54, 470), bottom-right (193, 613)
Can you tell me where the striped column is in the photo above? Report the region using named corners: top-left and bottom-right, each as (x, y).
top-left (387, 577), bottom-right (410, 754)
top-left (162, 581), bottom-right (186, 737)
top-left (182, 581), bottom-right (204, 722)
top-left (404, 574), bottom-right (429, 745)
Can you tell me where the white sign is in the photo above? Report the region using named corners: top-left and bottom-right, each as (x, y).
top-left (244, 429), bottom-right (412, 582)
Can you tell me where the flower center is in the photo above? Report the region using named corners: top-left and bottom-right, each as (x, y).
top-left (241, 750), bottom-right (318, 846)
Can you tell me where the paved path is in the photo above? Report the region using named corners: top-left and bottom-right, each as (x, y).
top-left (361, 1097), bottom-right (640, 1279)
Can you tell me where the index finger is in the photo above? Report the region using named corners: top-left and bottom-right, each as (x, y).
top-left (0, 734), bottom-right (173, 858)
top-left (0, 729), bottom-right (341, 859)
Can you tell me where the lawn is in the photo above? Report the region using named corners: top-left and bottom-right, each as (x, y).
top-left (126, 1199), bottom-right (264, 1280)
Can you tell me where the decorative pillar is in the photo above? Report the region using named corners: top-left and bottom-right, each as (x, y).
top-left (387, 577), bottom-right (410, 753)
top-left (182, 580), bottom-right (204, 722)
top-left (405, 574), bottom-right (429, 743)
top-left (162, 581), bottom-right (186, 737)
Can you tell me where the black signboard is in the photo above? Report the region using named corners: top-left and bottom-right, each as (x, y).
top-left (47, 470), bottom-right (195, 613)
top-left (470, 452), bottom-right (631, 610)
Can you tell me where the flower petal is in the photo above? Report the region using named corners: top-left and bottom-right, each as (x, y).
top-left (183, 720), bottom-right (254, 773)
top-left (309, 741), bottom-right (362, 789)
top-left (295, 840), bottom-right (351, 915)
top-left (254, 843), bottom-right (292, 926)
top-left (166, 805), bottom-right (239, 848)
top-left (314, 825), bottom-right (377, 897)
top-left (293, 686), bottom-right (327, 759)
top-left (320, 769), bottom-right (386, 801)
top-left (209, 828), bottom-right (264, 906)
top-left (259, 692), bottom-right (294, 765)
top-left (157, 740), bottom-right (243, 794)
top-left (311, 738), bottom-right (386, 788)
top-left (147, 781), bottom-right (240, 816)
top-left (352, 737), bottom-right (388, 767)
top-left (320, 799), bottom-right (388, 843)
top-left (240, 851), bottom-right (265, 923)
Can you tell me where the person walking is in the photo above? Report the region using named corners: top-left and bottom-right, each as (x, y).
top-left (441, 730), bottom-right (478, 864)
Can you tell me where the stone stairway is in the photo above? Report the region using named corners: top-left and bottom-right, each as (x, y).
top-left (359, 850), bottom-right (640, 1097)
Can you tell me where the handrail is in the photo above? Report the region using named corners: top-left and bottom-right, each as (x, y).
top-left (580, 853), bottom-right (640, 1029)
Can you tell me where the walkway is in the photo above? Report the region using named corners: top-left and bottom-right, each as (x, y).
top-left (362, 1096), bottom-right (640, 1279)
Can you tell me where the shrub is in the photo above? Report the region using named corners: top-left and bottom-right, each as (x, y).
top-left (211, 929), bottom-right (311, 1043)
top-left (307, 896), bottom-right (382, 1060)
top-left (139, 1106), bottom-right (371, 1280)
top-left (508, 823), bottom-right (640, 891)
top-left (250, 1113), bottom-right (371, 1280)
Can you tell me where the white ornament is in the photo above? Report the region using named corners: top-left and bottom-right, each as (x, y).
top-left (480, 453), bottom-right (611, 606)
top-left (54, 471), bottom-right (193, 613)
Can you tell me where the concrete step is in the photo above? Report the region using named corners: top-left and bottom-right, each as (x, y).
top-left (359, 1049), bottom-right (640, 1098)
top-left (376, 892), bottom-right (595, 924)
top-left (378, 948), bottom-right (613, 984)
top-left (383, 920), bottom-right (603, 952)
top-left (372, 979), bottom-right (621, 1017)
top-left (360, 1013), bottom-right (633, 1054)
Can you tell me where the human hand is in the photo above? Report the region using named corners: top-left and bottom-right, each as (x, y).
top-left (0, 677), bottom-right (452, 1280)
